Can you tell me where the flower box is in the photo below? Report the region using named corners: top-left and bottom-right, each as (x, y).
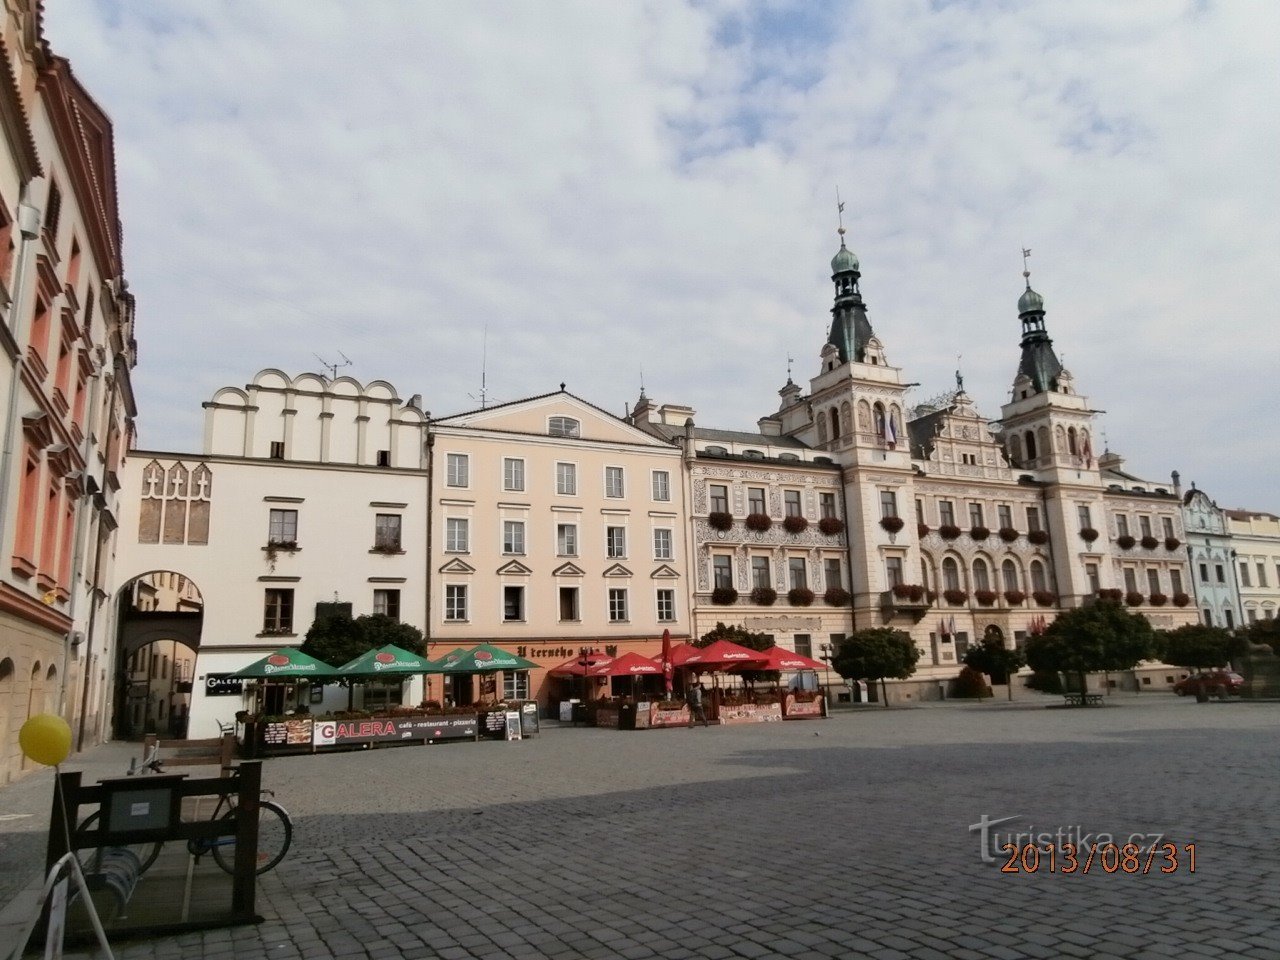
top-left (1028, 530), bottom-right (1049, 545)
top-left (917, 523), bottom-right (930, 538)
top-left (998, 527), bottom-right (1020, 543)
top-left (1164, 536), bottom-right (1181, 551)
top-left (892, 583), bottom-right (926, 602)
top-left (938, 524), bottom-right (962, 540)
top-left (1125, 591), bottom-right (1145, 607)
top-left (818, 516), bottom-right (845, 536)
top-left (1149, 593), bottom-right (1168, 606)
top-left (1172, 592), bottom-right (1191, 607)
top-left (1116, 535), bottom-right (1136, 550)
top-left (974, 589), bottom-right (998, 606)
top-left (824, 587), bottom-right (851, 606)
top-left (750, 586), bottom-right (778, 606)
top-left (711, 587), bottom-right (739, 605)
top-left (1096, 588), bottom-right (1124, 602)
top-left (788, 587), bottom-right (815, 606)
top-left (1032, 590), bottom-right (1057, 606)
top-left (970, 526), bottom-right (991, 541)
top-left (745, 513), bottom-right (772, 532)
top-left (1079, 527), bottom-right (1099, 543)
top-left (880, 516), bottom-right (905, 534)
top-left (1003, 590), bottom-right (1026, 605)
top-left (1141, 535), bottom-right (1160, 550)
top-left (708, 511), bottom-right (733, 531)
top-left (783, 515), bottom-right (809, 534)
top-left (943, 588), bottom-right (968, 606)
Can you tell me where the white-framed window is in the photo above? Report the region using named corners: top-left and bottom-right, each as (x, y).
top-left (1147, 569), bottom-right (1161, 594)
top-left (942, 558), bottom-right (961, 591)
top-left (656, 589), bottom-right (676, 622)
top-left (788, 557), bottom-right (807, 589)
top-left (652, 470), bottom-right (671, 502)
top-left (1085, 563), bottom-right (1100, 594)
top-left (784, 490), bottom-right (802, 517)
top-left (820, 492), bottom-right (837, 519)
top-left (1002, 560), bottom-right (1019, 591)
top-left (653, 528), bottom-right (672, 560)
top-left (1117, 514), bottom-right (1130, 537)
top-left (713, 554), bottom-right (733, 588)
top-left (503, 670), bottom-right (530, 700)
top-left (709, 484), bottom-right (729, 513)
top-left (605, 466), bottom-right (625, 498)
top-left (880, 491), bottom-right (898, 519)
top-left (748, 487), bottom-right (767, 514)
top-left (1162, 516), bottom-right (1175, 538)
top-left (751, 556), bottom-right (771, 589)
top-left (997, 504), bottom-right (1013, 529)
top-left (1123, 568), bottom-right (1138, 593)
top-left (374, 513), bottom-right (402, 551)
top-left (1025, 506), bottom-right (1040, 532)
top-left (824, 558), bottom-right (843, 589)
top-left (1139, 515), bottom-right (1153, 538)
top-left (444, 585), bottom-right (467, 621)
top-left (268, 509), bottom-right (297, 545)
top-left (548, 416), bottom-right (580, 438)
top-left (263, 588), bottom-right (294, 633)
top-left (559, 587), bottom-right (579, 621)
top-left (556, 523), bottom-right (577, 556)
top-left (503, 458), bottom-right (525, 492)
top-left (446, 453), bottom-right (469, 487)
top-left (606, 526), bottom-right (626, 559)
top-left (886, 557), bottom-right (904, 588)
top-left (1170, 569), bottom-right (1184, 595)
top-left (445, 517), bottom-right (469, 553)
top-left (1031, 560), bottom-right (1049, 593)
top-left (1077, 505), bottom-right (1091, 527)
top-left (556, 462), bottom-right (577, 496)
top-left (969, 503), bottom-right (984, 527)
top-left (972, 558), bottom-right (990, 591)
top-left (503, 585), bottom-right (524, 622)
top-left (374, 589), bottom-right (400, 621)
top-left (503, 520), bottom-right (525, 555)
top-left (608, 588), bottom-right (628, 622)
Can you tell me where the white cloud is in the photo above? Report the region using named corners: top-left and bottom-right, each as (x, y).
top-left (43, 0), bottom-right (1280, 509)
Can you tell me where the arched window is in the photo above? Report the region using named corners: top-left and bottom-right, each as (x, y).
top-left (942, 557), bottom-right (961, 591)
top-left (817, 417), bottom-right (828, 444)
top-left (972, 558), bottom-right (991, 592)
top-left (1008, 434), bottom-right (1023, 465)
top-left (920, 559), bottom-right (931, 590)
top-left (829, 408), bottom-right (839, 440)
top-left (840, 401), bottom-right (853, 436)
top-left (1037, 426), bottom-right (1050, 459)
top-left (1054, 425), bottom-right (1067, 452)
top-left (873, 402), bottom-right (886, 437)
top-left (548, 417), bottom-right (580, 438)
top-left (1025, 431), bottom-right (1037, 460)
top-left (1030, 560), bottom-right (1048, 593)
top-left (857, 400), bottom-right (872, 433)
top-left (1067, 427), bottom-right (1078, 455)
top-left (1002, 560), bottom-right (1019, 592)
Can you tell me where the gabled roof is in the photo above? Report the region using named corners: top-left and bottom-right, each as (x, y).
top-left (432, 388), bottom-right (677, 448)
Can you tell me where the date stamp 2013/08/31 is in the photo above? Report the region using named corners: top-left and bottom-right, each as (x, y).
top-left (998, 841), bottom-right (1196, 875)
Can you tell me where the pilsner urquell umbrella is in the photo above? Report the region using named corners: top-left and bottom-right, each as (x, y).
top-left (435, 643), bottom-right (538, 674)
top-left (230, 648), bottom-right (341, 679)
top-left (337, 644), bottom-right (436, 677)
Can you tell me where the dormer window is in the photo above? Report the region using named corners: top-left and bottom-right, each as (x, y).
top-left (548, 416), bottom-right (580, 438)
top-left (705, 445), bottom-right (727, 456)
top-left (743, 449), bottom-right (764, 459)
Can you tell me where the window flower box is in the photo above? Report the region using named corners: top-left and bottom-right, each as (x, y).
top-left (970, 526), bottom-right (991, 541)
top-left (818, 516), bottom-right (845, 536)
top-left (745, 513), bottom-right (772, 532)
top-left (370, 543), bottom-right (402, 554)
top-left (974, 589), bottom-right (998, 606)
top-left (824, 587), bottom-right (851, 606)
top-left (879, 516), bottom-right (905, 534)
top-left (943, 588), bottom-right (968, 606)
top-left (1140, 535), bottom-right (1160, 550)
top-left (1032, 590), bottom-right (1057, 606)
top-left (892, 583), bottom-right (926, 602)
top-left (1028, 530), bottom-right (1049, 545)
top-left (708, 511), bottom-right (733, 531)
top-left (750, 586), bottom-right (777, 606)
top-left (1164, 536), bottom-right (1181, 551)
top-left (1096, 588), bottom-right (1124, 602)
top-left (1116, 535), bottom-right (1136, 550)
top-left (788, 587), bottom-right (815, 606)
top-left (938, 524), bottom-right (962, 540)
top-left (783, 515), bottom-right (809, 534)
top-left (711, 587), bottom-right (738, 605)
top-left (1125, 591), bottom-right (1145, 607)
top-left (917, 523), bottom-right (930, 538)
top-left (1003, 589), bottom-right (1026, 605)
top-left (1172, 592), bottom-right (1191, 607)
top-left (1079, 527), bottom-right (1099, 543)
top-left (1149, 593), bottom-right (1168, 606)
top-left (998, 527), bottom-right (1019, 543)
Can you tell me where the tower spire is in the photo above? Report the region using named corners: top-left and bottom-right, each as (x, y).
top-left (825, 195), bottom-right (873, 364)
top-left (1014, 249), bottom-right (1061, 394)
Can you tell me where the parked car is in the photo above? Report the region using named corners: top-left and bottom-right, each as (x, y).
top-left (1172, 671), bottom-right (1244, 696)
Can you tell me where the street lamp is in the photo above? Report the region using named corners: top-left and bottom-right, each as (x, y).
top-left (818, 643), bottom-right (834, 699)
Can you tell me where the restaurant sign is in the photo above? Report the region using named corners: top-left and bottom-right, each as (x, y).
top-left (311, 715), bottom-right (477, 746)
top-left (204, 674), bottom-right (244, 697)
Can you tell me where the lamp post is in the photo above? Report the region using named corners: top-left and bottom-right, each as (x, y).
top-left (819, 643), bottom-right (834, 700)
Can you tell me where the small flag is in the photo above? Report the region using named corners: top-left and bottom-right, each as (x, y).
top-left (949, 615), bottom-right (957, 638)
top-left (1081, 435), bottom-right (1094, 468)
top-left (883, 415), bottom-right (898, 449)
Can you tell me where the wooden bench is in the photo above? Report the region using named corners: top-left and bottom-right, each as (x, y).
top-left (143, 732), bottom-right (236, 767)
top-left (1062, 693), bottom-right (1104, 706)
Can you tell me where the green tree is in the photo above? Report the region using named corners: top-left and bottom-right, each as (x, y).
top-left (1024, 600), bottom-right (1156, 705)
top-left (962, 633), bottom-right (1027, 700)
top-left (697, 621), bottom-right (777, 684)
top-left (301, 613), bottom-right (427, 709)
top-left (1156, 624), bottom-right (1244, 671)
top-left (1240, 617), bottom-right (1280, 655)
top-left (830, 628), bottom-right (921, 707)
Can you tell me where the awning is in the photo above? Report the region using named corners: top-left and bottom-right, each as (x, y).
top-left (435, 643), bottom-right (538, 674)
top-left (229, 648), bottom-right (340, 679)
top-left (589, 652), bottom-right (663, 677)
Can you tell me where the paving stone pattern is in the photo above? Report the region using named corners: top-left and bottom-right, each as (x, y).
top-left (12, 697), bottom-right (1279, 959)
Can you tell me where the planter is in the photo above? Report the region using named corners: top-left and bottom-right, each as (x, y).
top-left (974, 589), bottom-right (998, 606)
top-left (1028, 530), bottom-right (1049, 545)
top-left (1172, 592), bottom-right (1191, 607)
top-left (745, 513), bottom-right (772, 532)
top-left (711, 587), bottom-right (739, 605)
top-left (783, 692), bottom-right (826, 719)
top-left (1079, 527), bottom-right (1099, 543)
top-left (750, 586), bottom-right (777, 606)
top-left (824, 587), bottom-right (851, 606)
top-left (938, 524), bottom-right (962, 540)
top-left (717, 701), bottom-right (783, 724)
top-left (880, 516), bottom-right (905, 534)
top-left (943, 589), bottom-right (968, 606)
top-left (788, 587), bottom-right (815, 606)
top-left (998, 527), bottom-right (1019, 543)
top-left (1096, 588), bottom-right (1124, 602)
top-left (969, 526), bottom-right (991, 541)
top-left (1149, 593), bottom-right (1168, 607)
top-left (892, 583), bottom-right (926, 602)
top-left (1032, 590), bottom-right (1057, 607)
top-left (917, 523), bottom-right (930, 538)
top-left (1164, 536), bottom-right (1181, 551)
top-left (1141, 535), bottom-right (1160, 550)
top-left (1116, 535), bottom-right (1136, 550)
top-left (818, 516), bottom-right (845, 536)
top-left (1003, 590), bottom-right (1026, 605)
top-left (1125, 591), bottom-right (1145, 607)
top-left (708, 511), bottom-right (733, 531)
top-left (783, 515), bottom-right (809, 534)
top-left (648, 702), bottom-right (690, 728)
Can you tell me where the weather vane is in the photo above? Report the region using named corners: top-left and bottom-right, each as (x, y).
top-left (1021, 246), bottom-right (1032, 284)
top-left (836, 186), bottom-right (846, 237)
top-left (786, 353), bottom-right (794, 381)
top-left (955, 354), bottom-right (964, 393)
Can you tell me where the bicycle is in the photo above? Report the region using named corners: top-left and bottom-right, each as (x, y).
top-left (76, 747), bottom-right (293, 876)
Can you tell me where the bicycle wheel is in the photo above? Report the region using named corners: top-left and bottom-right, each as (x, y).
top-left (76, 810), bottom-right (163, 875)
top-left (210, 800), bottom-right (292, 875)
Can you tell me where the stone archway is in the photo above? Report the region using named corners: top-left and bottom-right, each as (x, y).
top-left (113, 571), bottom-right (204, 740)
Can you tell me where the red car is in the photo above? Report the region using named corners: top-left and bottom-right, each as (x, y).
top-left (1173, 671), bottom-right (1244, 696)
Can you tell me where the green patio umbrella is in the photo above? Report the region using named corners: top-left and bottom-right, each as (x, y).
top-left (230, 648), bottom-right (341, 679)
top-left (435, 643), bottom-right (537, 674)
top-left (338, 644), bottom-right (437, 677)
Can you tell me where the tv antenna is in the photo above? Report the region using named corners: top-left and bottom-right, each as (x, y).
top-left (314, 351), bottom-right (352, 380)
top-left (468, 324), bottom-right (492, 409)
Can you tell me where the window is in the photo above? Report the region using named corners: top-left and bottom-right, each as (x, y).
top-left (1216, 565), bottom-right (1225, 583)
top-left (942, 558), bottom-right (960, 591)
top-left (1117, 515), bottom-right (1130, 537)
top-left (656, 589), bottom-right (676, 622)
top-left (940, 501), bottom-right (956, 526)
top-left (748, 487), bottom-right (766, 514)
top-left (605, 466), bottom-right (625, 498)
top-left (886, 557), bottom-right (904, 588)
top-left (559, 587), bottom-right (579, 621)
top-left (1170, 569), bottom-right (1183, 595)
top-left (784, 490), bottom-right (802, 517)
top-left (653, 528), bottom-right (672, 560)
top-left (1147, 569), bottom-right (1161, 594)
top-left (606, 526), bottom-right (626, 558)
top-left (1086, 563), bottom-right (1100, 594)
top-left (374, 589), bottom-right (400, 620)
top-left (503, 586), bottom-right (524, 622)
top-left (961, 453), bottom-right (977, 466)
top-left (1225, 609), bottom-right (1235, 629)
top-left (881, 491), bottom-right (898, 519)
top-left (1124, 568), bottom-right (1138, 592)
top-left (548, 416), bottom-right (580, 438)
top-left (1247, 609), bottom-right (1258, 624)
top-left (556, 523), bottom-right (577, 556)
top-left (1258, 563), bottom-right (1268, 587)
top-left (446, 517), bottom-right (469, 552)
top-left (970, 503), bottom-right (985, 527)
top-left (503, 671), bottom-right (530, 700)
top-left (710, 484), bottom-right (729, 513)
top-left (1077, 505), bottom-right (1091, 528)
top-left (503, 458), bottom-right (525, 492)
top-left (788, 557), bottom-right (807, 590)
top-left (374, 514), bottom-right (402, 551)
top-left (972, 559), bottom-right (990, 591)
top-left (1002, 560), bottom-right (1019, 592)
top-left (1240, 563), bottom-right (1251, 587)
top-left (556, 462), bottom-right (577, 495)
top-left (1139, 516), bottom-right (1152, 538)
top-left (446, 453), bottom-right (469, 487)
top-left (268, 509), bottom-right (297, 545)
top-left (503, 520), bottom-right (525, 555)
top-left (751, 556), bottom-right (771, 589)
top-left (1025, 506), bottom-right (1041, 532)
top-left (1030, 561), bottom-right (1048, 593)
top-left (269, 441), bottom-right (285, 460)
top-left (608, 588), bottom-right (628, 622)
top-left (825, 558), bottom-right (843, 589)
top-left (1203, 608), bottom-right (1213, 626)
top-left (1162, 517), bottom-right (1175, 538)
top-left (793, 634), bottom-right (812, 658)
top-left (652, 470), bottom-right (671, 502)
top-left (713, 555), bottom-right (733, 589)
top-left (445, 585), bottom-right (467, 621)
top-left (915, 498), bottom-right (925, 525)
top-left (263, 589), bottom-right (294, 634)
top-left (45, 181), bottom-right (62, 239)
top-left (1199, 563), bottom-right (1208, 583)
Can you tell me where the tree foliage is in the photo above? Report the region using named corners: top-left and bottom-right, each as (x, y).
top-left (697, 621), bottom-right (777, 683)
top-left (1156, 624), bottom-right (1245, 670)
top-left (963, 634), bottom-right (1027, 683)
top-left (831, 628), bottom-right (921, 706)
top-left (1240, 617), bottom-right (1280, 655)
top-left (301, 613), bottom-right (426, 673)
top-left (1024, 600), bottom-right (1155, 703)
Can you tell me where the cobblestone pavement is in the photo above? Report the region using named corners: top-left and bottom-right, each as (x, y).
top-left (7, 696), bottom-right (1279, 959)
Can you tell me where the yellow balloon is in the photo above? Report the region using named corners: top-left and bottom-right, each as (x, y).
top-left (19, 713), bottom-right (72, 766)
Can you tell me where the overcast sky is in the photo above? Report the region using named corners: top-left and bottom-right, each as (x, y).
top-left (45, 1), bottom-right (1280, 511)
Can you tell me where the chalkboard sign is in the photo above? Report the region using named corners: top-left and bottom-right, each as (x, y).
top-left (504, 711), bottom-right (521, 741)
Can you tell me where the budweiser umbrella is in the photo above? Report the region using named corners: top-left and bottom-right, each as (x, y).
top-left (589, 652), bottom-right (663, 677)
top-left (230, 648), bottom-right (340, 679)
top-left (547, 653), bottom-right (614, 677)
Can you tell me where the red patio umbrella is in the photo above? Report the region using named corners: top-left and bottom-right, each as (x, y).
top-left (589, 652), bottom-right (663, 677)
top-left (671, 639), bottom-right (769, 670)
top-left (547, 653), bottom-right (614, 677)
top-left (736, 646), bottom-right (828, 673)
top-left (660, 628), bottom-right (673, 694)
